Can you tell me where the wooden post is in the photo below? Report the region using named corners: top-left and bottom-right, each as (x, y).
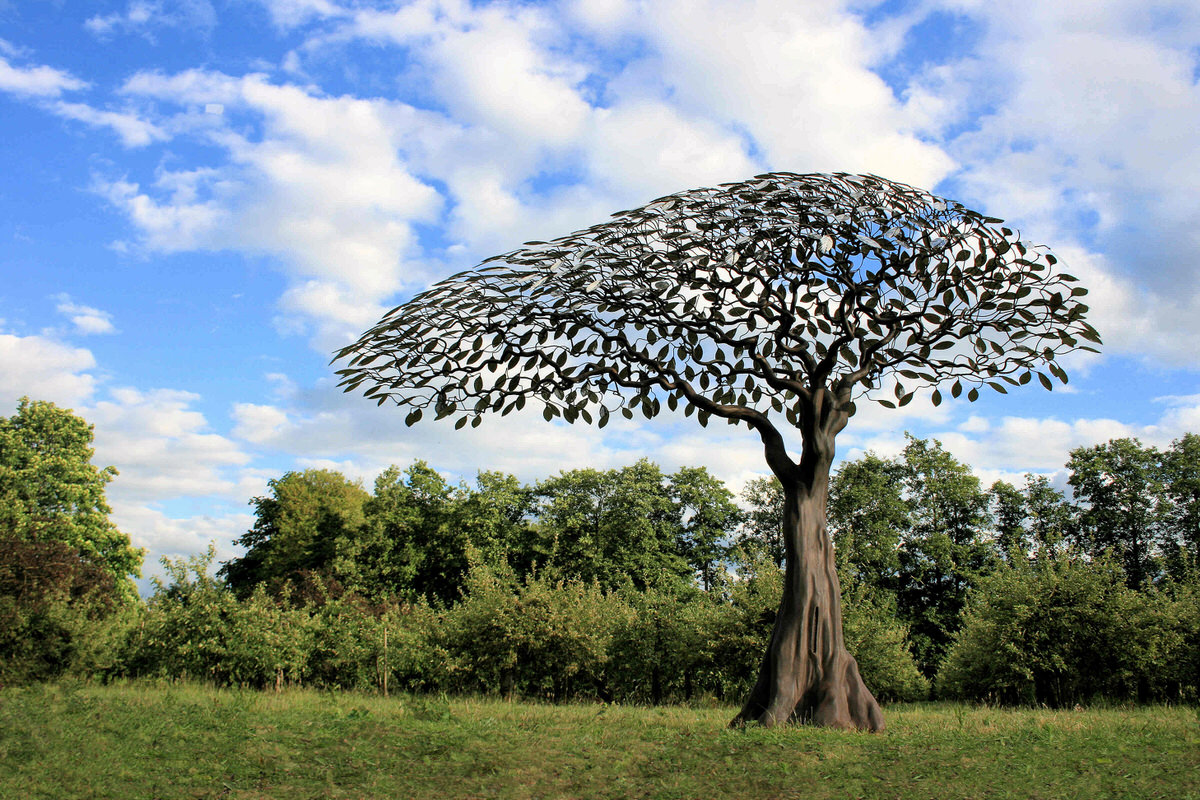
top-left (382, 627), bottom-right (389, 698)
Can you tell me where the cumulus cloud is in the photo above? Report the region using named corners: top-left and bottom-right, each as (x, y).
top-left (927, 0), bottom-right (1200, 366)
top-left (624, 0), bottom-right (956, 187)
top-left (231, 401), bottom-right (291, 444)
top-left (54, 295), bottom-right (118, 336)
top-left (110, 70), bottom-right (444, 344)
top-left (87, 387), bottom-right (252, 504)
top-left (97, 173), bottom-right (228, 253)
top-left (258, 0), bottom-right (345, 30)
top-left (0, 332), bottom-right (98, 408)
top-left (115, 504), bottom-right (254, 589)
top-left (50, 101), bottom-right (168, 147)
top-left (0, 54), bottom-right (87, 97)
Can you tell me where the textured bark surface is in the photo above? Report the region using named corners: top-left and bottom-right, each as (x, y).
top-left (732, 408), bottom-right (885, 732)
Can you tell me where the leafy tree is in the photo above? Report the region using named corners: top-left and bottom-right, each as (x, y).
top-left (987, 474), bottom-right (1075, 565)
top-left (896, 436), bottom-right (995, 677)
top-left (1160, 433), bottom-right (1200, 577)
top-left (0, 398), bottom-right (142, 598)
top-left (0, 539), bottom-right (131, 683)
top-left (988, 479), bottom-right (1028, 563)
top-left (669, 465), bottom-right (743, 591)
top-left (357, 461), bottom-right (462, 604)
top-left (450, 470), bottom-right (539, 574)
top-left (336, 171), bottom-right (1098, 729)
top-left (1023, 474), bottom-right (1073, 557)
top-left (220, 469), bottom-right (369, 598)
top-left (738, 475), bottom-right (785, 567)
top-left (827, 452), bottom-right (908, 589)
top-left (1067, 438), bottom-right (1164, 587)
top-left (533, 459), bottom-right (691, 591)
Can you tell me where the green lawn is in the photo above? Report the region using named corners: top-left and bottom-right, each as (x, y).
top-left (1, 682), bottom-right (1197, 799)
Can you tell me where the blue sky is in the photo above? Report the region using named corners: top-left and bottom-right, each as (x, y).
top-left (2, 0), bottom-right (1199, 588)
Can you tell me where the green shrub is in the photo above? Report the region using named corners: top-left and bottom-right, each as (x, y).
top-left (123, 547), bottom-right (315, 689)
top-left (841, 582), bottom-right (930, 702)
top-left (939, 551), bottom-right (1200, 705)
top-left (306, 594), bottom-right (385, 690)
top-left (606, 585), bottom-right (724, 703)
top-left (377, 601), bottom-right (446, 693)
top-left (440, 562), bottom-right (622, 699)
top-left (122, 546), bottom-right (243, 684)
top-left (0, 539), bottom-right (134, 684)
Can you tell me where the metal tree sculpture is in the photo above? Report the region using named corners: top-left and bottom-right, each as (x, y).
top-left (335, 172), bottom-right (1100, 730)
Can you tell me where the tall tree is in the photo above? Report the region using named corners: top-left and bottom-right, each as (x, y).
top-left (1160, 433), bottom-right (1200, 577)
top-left (739, 475), bottom-right (786, 567)
top-left (358, 461), bottom-right (461, 604)
top-left (336, 172), bottom-right (1098, 729)
top-left (669, 465), bottom-right (743, 591)
top-left (451, 470), bottom-right (539, 573)
top-left (896, 436), bottom-right (995, 676)
top-left (534, 460), bottom-right (691, 591)
top-left (1067, 438), bottom-right (1163, 587)
top-left (220, 469), bottom-right (369, 598)
top-left (988, 479), bottom-right (1029, 563)
top-left (827, 453), bottom-right (908, 589)
top-left (0, 397), bottom-right (142, 599)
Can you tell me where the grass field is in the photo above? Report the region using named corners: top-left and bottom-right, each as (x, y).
top-left (1, 682), bottom-right (1197, 799)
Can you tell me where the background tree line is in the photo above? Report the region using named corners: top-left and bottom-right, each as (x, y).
top-left (2, 398), bottom-right (1197, 706)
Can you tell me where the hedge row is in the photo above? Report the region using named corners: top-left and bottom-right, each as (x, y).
top-left (6, 547), bottom-right (928, 703)
top-left (7, 545), bottom-right (1196, 707)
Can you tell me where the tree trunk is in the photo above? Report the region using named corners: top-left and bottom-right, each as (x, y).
top-left (732, 413), bottom-right (885, 731)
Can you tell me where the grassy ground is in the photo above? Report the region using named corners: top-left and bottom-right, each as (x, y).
top-left (1, 682), bottom-right (1197, 800)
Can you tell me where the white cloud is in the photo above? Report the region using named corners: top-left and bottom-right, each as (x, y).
top-left (231, 401), bottom-right (291, 444)
top-left (51, 101), bottom-right (168, 147)
top-left (87, 387), bottom-right (252, 504)
top-left (0, 55), bottom-right (87, 97)
top-left (929, 0), bottom-right (1200, 366)
top-left (115, 504), bottom-right (253, 589)
top-left (257, 0), bottom-right (345, 30)
top-left (920, 392), bottom-right (1200, 479)
top-left (111, 70), bottom-right (444, 344)
top-left (567, 0), bottom-right (636, 33)
top-left (85, 0), bottom-right (217, 39)
top-left (584, 101), bottom-right (758, 198)
top-left (345, 1), bottom-right (592, 146)
top-left (54, 295), bottom-right (118, 335)
top-left (98, 173), bottom-right (228, 253)
top-left (0, 332), bottom-right (98, 409)
top-left (625, 0), bottom-right (956, 187)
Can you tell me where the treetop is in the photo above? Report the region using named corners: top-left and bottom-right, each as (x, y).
top-left (336, 172), bottom-right (1099, 434)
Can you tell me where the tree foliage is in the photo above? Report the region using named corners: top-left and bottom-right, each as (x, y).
top-left (895, 435), bottom-right (995, 675)
top-left (1161, 433), bottom-right (1200, 576)
top-left (940, 550), bottom-right (1199, 705)
top-left (532, 460), bottom-right (693, 591)
top-left (737, 475), bottom-right (785, 567)
top-left (0, 539), bottom-right (131, 684)
top-left (0, 398), bottom-right (143, 598)
top-left (827, 452), bottom-right (908, 586)
top-left (1068, 438), bottom-right (1163, 587)
top-left (220, 469), bottom-right (370, 598)
top-left (669, 465), bottom-right (743, 591)
top-left (336, 172), bottom-right (1096, 436)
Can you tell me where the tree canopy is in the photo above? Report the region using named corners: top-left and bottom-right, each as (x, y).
top-left (0, 397), bottom-right (142, 599)
top-left (336, 172), bottom-right (1098, 438)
